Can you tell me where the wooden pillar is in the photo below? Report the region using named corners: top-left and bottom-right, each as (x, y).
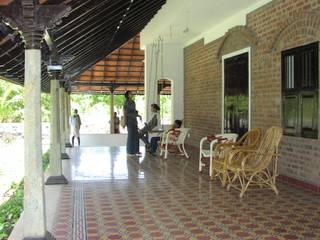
top-left (45, 78), bottom-right (68, 185)
top-left (64, 91), bottom-right (72, 147)
top-left (1, 1), bottom-right (71, 239)
top-left (60, 86), bottom-right (69, 159)
top-left (110, 91), bottom-right (115, 134)
top-left (23, 48), bottom-right (48, 239)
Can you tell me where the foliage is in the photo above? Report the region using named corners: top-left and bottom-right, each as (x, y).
top-left (70, 94), bottom-right (92, 113)
top-left (70, 94), bottom-right (126, 113)
top-left (0, 181), bottom-right (23, 240)
top-left (0, 81), bottom-right (24, 123)
top-left (114, 95), bottom-right (126, 109)
top-left (0, 150), bottom-right (50, 239)
top-left (41, 93), bottom-right (51, 122)
top-left (0, 80), bottom-right (51, 123)
top-left (42, 150), bottom-right (50, 171)
top-left (160, 95), bottom-right (171, 124)
top-left (88, 94), bottom-right (110, 107)
top-left (0, 78), bottom-right (170, 124)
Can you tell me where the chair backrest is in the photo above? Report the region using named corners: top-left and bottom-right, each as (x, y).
top-left (215, 133), bottom-right (238, 143)
top-left (237, 128), bottom-right (261, 149)
top-left (176, 128), bottom-right (190, 144)
top-left (252, 126), bottom-right (283, 170)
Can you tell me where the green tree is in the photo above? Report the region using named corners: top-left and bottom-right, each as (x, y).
top-left (160, 95), bottom-right (171, 124)
top-left (41, 93), bottom-right (51, 122)
top-left (71, 94), bottom-right (126, 113)
top-left (0, 79), bottom-right (51, 123)
top-left (0, 80), bottom-right (24, 123)
top-left (90, 94), bottom-right (126, 109)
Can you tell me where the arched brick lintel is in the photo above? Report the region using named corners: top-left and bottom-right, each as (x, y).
top-left (216, 26), bottom-right (259, 59)
top-left (271, 11), bottom-right (320, 52)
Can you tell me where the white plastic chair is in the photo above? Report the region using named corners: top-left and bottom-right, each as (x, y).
top-left (160, 128), bottom-right (190, 159)
top-left (199, 133), bottom-right (238, 178)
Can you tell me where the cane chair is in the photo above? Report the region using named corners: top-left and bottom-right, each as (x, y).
top-left (211, 128), bottom-right (262, 186)
top-left (226, 126), bottom-right (283, 198)
top-left (199, 133), bottom-right (238, 178)
top-left (160, 128), bottom-right (190, 159)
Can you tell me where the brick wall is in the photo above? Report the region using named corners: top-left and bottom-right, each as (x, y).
top-left (184, 0), bottom-right (320, 187)
top-left (279, 136), bottom-right (320, 186)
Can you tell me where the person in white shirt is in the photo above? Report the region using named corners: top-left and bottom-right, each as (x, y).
top-left (70, 109), bottom-right (81, 146)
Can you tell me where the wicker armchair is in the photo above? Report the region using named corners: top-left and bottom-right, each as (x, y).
top-left (211, 128), bottom-right (261, 186)
top-left (226, 126), bottom-right (283, 198)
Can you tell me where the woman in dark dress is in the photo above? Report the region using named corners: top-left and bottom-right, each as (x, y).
top-left (123, 91), bottom-right (140, 156)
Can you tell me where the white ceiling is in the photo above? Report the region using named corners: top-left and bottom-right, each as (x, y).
top-left (141, 0), bottom-right (272, 47)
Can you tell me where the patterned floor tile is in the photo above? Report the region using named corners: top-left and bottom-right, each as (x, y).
top-left (52, 146), bottom-right (320, 240)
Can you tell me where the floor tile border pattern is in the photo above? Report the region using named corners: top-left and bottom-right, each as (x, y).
top-left (73, 182), bottom-right (87, 240)
top-left (52, 185), bottom-right (73, 240)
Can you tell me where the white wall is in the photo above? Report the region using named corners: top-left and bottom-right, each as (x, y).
top-left (140, 0), bottom-right (272, 47)
top-left (81, 134), bottom-right (146, 147)
top-left (145, 43), bottom-right (184, 123)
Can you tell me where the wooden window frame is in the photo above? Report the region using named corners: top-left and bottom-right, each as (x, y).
top-left (281, 42), bottom-right (319, 139)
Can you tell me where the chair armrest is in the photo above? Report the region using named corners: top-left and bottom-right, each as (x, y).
top-left (200, 136), bottom-right (211, 149)
top-left (164, 130), bottom-right (178, 144)
top-left (227, 149), bottom-right (256, 165)
top-left (240, 152), bottom-right (280, 170)
top-left (209, 139), bottom-right (219, 152)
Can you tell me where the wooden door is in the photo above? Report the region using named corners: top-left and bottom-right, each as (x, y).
top-left (224, 52), bottom-right (249, 137)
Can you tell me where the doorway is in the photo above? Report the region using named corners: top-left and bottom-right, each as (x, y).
top-left (158, 79), bottom-right (172, 125)
top-left (222, 48), bottom-right (251, 137)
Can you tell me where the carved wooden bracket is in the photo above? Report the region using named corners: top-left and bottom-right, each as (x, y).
top-left (1, 0), bottom-right (70, 49)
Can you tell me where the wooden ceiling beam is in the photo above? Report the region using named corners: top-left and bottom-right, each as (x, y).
top-left (65, 36), bottom-right (142, 84)
top-left (80, 73), bottom-right (143, 78)
top-left (53, 0), bottom-right (126, 36)
top-left (94, 62), bottom-right (143, 67)
top-left (64, 35), bottom-right (142, 75)
top-left (78, 77), bottom-right (143, 81)
top-left (56, 10), bottom-right (123, 51)
top-left (0, 0), bottom-right (166, 93)
top-left (87, 69), bottom-right (143, 73)
top-left (72, 81), bottom-right (144, 87)
top-left (55, 1), bottom-right (128, 45)
top-left (57, 0), bottom-right (159, 54)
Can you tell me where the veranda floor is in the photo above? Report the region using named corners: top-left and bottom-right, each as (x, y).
top-left (52, 146), bottom-right (320, 240)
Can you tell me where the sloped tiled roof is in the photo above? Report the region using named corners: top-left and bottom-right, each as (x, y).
top-left (72, 35), bottom-right (144, 94)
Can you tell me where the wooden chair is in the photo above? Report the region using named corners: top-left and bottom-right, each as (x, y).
top-left (211, 128), bottom-right (261, 186)
top-left (226, 126), bottom-right (283, 198)
top-left (160, 128), bottom-right (190, 159)
top-left (199, 133), bottom-right (238, 178)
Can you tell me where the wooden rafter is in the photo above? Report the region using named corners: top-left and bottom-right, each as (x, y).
top-left (73, 35), bottom-right (144, 94)
top-left (0, 0), bottom-right (166, 93)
